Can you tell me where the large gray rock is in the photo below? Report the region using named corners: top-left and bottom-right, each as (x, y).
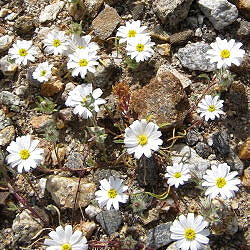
top-left (198, 0), bottom-right (238, 30)
top-left (177, 42), bottom-right (216, 72)
top-left (39, 1), bottom-right (65, 23)
top-left (153, 0), bottom-right (193, 26)
top-left (146, 222), bottom-right (173, 249)
top-left (96, 210), bottom-right (122, 235)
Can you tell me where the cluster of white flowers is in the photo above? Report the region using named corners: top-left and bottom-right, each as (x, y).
top-left (116, 20), bottom-right (155, 62)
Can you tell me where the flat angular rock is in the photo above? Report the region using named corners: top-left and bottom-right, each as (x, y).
top-left (153, 0), bottom-right (193, 26)
top-left (39, 1), bottom-right (65, 23)
top-left (96, 210), bottom-right (122, 235)
top-left (92, 5), bottom-right (121, 40)
top-left (131, 72), bottom-right (189, 127)
top-left (177, 42), bottom-right (216, 72)
top-left (0, 35), bottom-right (14, 53)
top-left (198, 0), bottom-right (238, 30)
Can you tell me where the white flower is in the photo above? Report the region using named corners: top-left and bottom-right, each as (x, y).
top-left (116, 20), bottom-right (149, 44)
top-left (165, 163), bottom-right (191, 188)
top-left (67, 49), bottom-right (99, 79)
top-left (43, 30), bottom-right (69, 55)
top-left (126, 36), bottom-right (155, 62)
top-left (32, 61), bottom-right (53, 83)
top-left (202, 163), bottom-right (241, 200)
top-left (124, 119), bottom-right (163, 159)
top-left (69, 34), bottom-right (99, 53)
top-left (207, 37), bottom-right (245, 69)
top-left (197, 95), bottom-right (224, 121)
top-left (6, 135), bottom-right (44, 173)
top-left (170, 213), bottom-right (210, 250)
top-left (95, 176), bottom-right (129, 210)
top-left (65, 83), bottom-right (106, 119)
top-left (8, 40), bottom-right (38, 65)
top-left (44, 225), bottom-right (88, 250)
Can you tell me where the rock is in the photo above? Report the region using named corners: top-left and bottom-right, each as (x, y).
top-left (0, 91), bottom-right (21, 112)
top-left (152, 0), bottom-right (193, 26)
top-left (131, 2), bottom-right (145, 20)
top-left (171, 144), bottom-right (211, 178)
top-left (185, 129), bottom-right (200, 146)
top-left (236, 20), bottom-right (250, 38)
top-left (51, 146), bottom-right (66, 166)
top-left (94, 169), bottom-right (121, 184)
top-left (26, 67), bottom-right (41, 87)
top-left (195, 142), bottom-right (212, 159)
top-left (59, 108), bottom-right (74, 122)
top-left (68, 0), bottom-right (87, 20)
top-left (41, 79), bottom-right (65, 97)
top-left (46, 175), bottom-right (96, 208)
top-left (156, 43), bottom-right (171, 56)
top-left (0, 109), bottom-right (12, 130)
top-left (169, 30), bottom-right (194, 45)
top-left (14, 16), bottom-right (35, 37)
top-left (146, 222), bottom-right (173, 249)
top-left (212, 131), bottom-right (230, 156)
top-left (166, 242), bottom-right (211, 250)
top-left (92, 5), bottom-right (121, 40)
top-left (0, 35), bottom-right (14, 53)
top-left (30, 115), bottom-right (55, 132)
top-left (141, 208), bottom-right (160, 225)
top-left (61, 82), bottom-right (76, 101)
top-left (39, 1), bottom-right (65, 23)
top-left (0, 125), bottom-right (15, 146)
top-left (96, 210), bottom-right (122, 235)
top-left (242, 166), bottom-right (250, 187)
top-left (12, 208), bottom-right (49, 243)
top-left (236, 0), bottom-right (250, 20)
top-left (85, 204), bottom-right (102, 219)
top-left (0, 55), bottom-right (18, 76)
top-left (5, 12), bottom-right (18, 21)
top-left (226, 154), bottom-right (244, 173)
top-left (85, 0), bottom-right (104, 18)
top-left (78, 221), bottom-right (97, 238)
top-left (131, 72), bottom-right (189, 126)
top-left (239, 138), bottom-right (250, 160)
top-left (197, 0), bottom-right (238, 30)
top-left (66, 151), bottom-right (86, 170)
top-left (0, 8), bottom-right (9, 18)
top-left (177, 42), bottom-right (216, 72)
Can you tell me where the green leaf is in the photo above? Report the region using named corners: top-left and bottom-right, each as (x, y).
top-left (198, 74), bottom-right (210, 82)
top-left (113, 139), bottom-right (124, 144)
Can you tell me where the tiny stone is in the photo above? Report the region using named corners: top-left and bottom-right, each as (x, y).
top-left (0, 55), bottom-right (18, 76)
top-left (212, 131), bottom-right (230, 156)
top-left (169, 30), bottom-right (194, 46)
top-left (39, 1), bottom-right (65, 23)
top-left (85, 205), bottom-right (102, 219)
top-left (14, 16), bottom-right (35, 37)
top-left (195, 142), bottom-right (212, 159)
top-left (0, 91), bottom-right (21, 112)
top-left (0, 125), bottom-right (15, 146)
top-left (30, 115), bottom-right (55, 132)
top-left (0, 109), bottom-right (12, 130)
top-left (185, 129), bottom-right (200, 146)
top-left (59, 108), bottom-right (74, 122)
top-left (66, 151), bottom-right (86, 170)
top-left (41, 79), bottom-right (65, 97)
top-left (0, 35), bottom-right (14, 53)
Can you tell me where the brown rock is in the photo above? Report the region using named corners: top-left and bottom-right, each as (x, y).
top-left (30, 115), bottom-right (54, 131)
top-left (239, 138), bottom-right (250, 160)
top-left (156, 43), bottom-right (171, 56)
top-left (242, 166), bottom-right (250, 187)
top-left (41, 79), bottom-right (65, 97)
top-left (59, 108), bottom-right (74, 122)
top-left (131, 72), bottom-right (190, 126)
top-left (92, 5), bottom-right (121, 40)
top-left (76, 221), bottom-right (97, 238)
top-left (46, 175), bottom-right (96, 208)
top-left (68, 0), bottom-right (87, 21)
top-left (0, 125), bottom-right (15, 146)
top-left (14, 16), bottom-right (35, 37)
top-left (169, 30), bottom-right (194, 46)
top-left (236, 0), bottom-right (250, 20)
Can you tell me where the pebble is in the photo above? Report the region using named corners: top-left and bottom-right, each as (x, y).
top-left (0, 125), bottom-right (15, 146)
top-left (242, 166), bottom-right (250, 187)
top-left (59, 108), bottom-right (74, 122)
top-left (26, 67), bottom-right (42, 87)
top-left (0, 35), bottom-right (14, 53)
top-left (169, 30), bottom-right (194, 46)
top-left (156, 43), bottom-right (171, 56)
top-left (0, 91), bottom-right (21, 112)
top-left (39, 1), bottom-right (65, 23)
top-left (46, 175), bottom-right (96, 208)
top-left (236, 0), bottom-right (250, 19)
top-left (96, 210), bottom-right (122, 235)
top-left (146, 222), bottom-right (173, 249)
top-left (236, 20), bottom-right (250, 38)
top-left (68, 0), bottom-right (87, 20)
top-left (131, 2), bottom-right (145, 20)
top-left (0, 8), bottom-right (9, 18)
top-left (131, 71), bottom-right (190, 127)
top-left (185, 129), bottom-right (200, 146)
top-left (0, 109), bottom-right (12, 130)
top-left (197, 0), bottom-right (238, 30)
top-left (239, 138), bottom-right (250, 160)
top-left (0, 55), bottom-right (18, 77)
top-left (92, 5), bottom-right (121, 40)
top-left (41, 79), bottom-right (65, 97)
top-left (66, 151), bottom-right (86, 170)
top-left (152, 0), bottom-right (193, 26)
top-left (195, 142), bottom-right (212, 159)
top-left (61, 82), bottom-right (75, 101)
top-left (177, 42), bottom-right (216, 72)
top-left (14, 16), bottom-right (35, 37)
top-left (5, 12), bottom-right (18, 21)
top-left (30, 115), bottom-right (55, 132)
top-left (85, 0), bottom-right (104, 18)
top-left (79, 221), bottom-right (97, 238)
top-left (94, 169), bottom-right (122, 184)
top-left (212, 131), bottom-right (230, 156)
top-left (85, 204), bottom-right (102, 219)
top-left (171, 144), bottom-right (211, 178)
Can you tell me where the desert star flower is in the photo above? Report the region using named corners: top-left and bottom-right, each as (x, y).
top-left (69, 34), bottom-right (99, 53)
top-left (32, 61), bottom-right (53, 82)
top-left (165, 163), bottom-right (191, 188)
top-left (207, 37), bottom-right (245, 69)
top-left (197, 95), bottom-right (224, 121)
top-left (43, 30), bottom-right (69, 55)
top-left (6, 135), bottom-right (44, 173)
top-left (124, 119), bottom-right (163, 159)
top-left (65, 83), bottom-right (106, 119)
top-left (116, 20), bottom-right (149, 44)
top-left (170, 213), bottom-right (210, 250)
top-left (8, 40), bottom-right (38, 65)
top-left (44, 225), bottom-right (88, 250)
top-left (67, 49), bottom-right (99, 79)
top-left (202, 163), bottom-right (241, 199)
top-left (126, 36), bottom-right (155, 62)
top-left (95, 176), bottom-right (129, 210)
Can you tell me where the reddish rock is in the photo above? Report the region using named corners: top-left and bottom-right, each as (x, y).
top-left (41, 79), bottom-right (64, 97)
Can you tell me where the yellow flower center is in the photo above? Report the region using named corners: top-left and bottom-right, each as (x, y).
top-left (78, 45), bottom-right (85, 49)
top-left (19, 149), bottom-right (30, 160)
top-left (108, 188), bottom-right (118, 198)
top-left (82, 96), bottom-right (87, 104)
top-left (185, 228), bottom-right (196, 241)
top-left (53, 39), bottom-right (61, 47)
top-left (174, 172), bottom-right (182, 178)
top-left (208, 105), bottom-right (215, 112)
top-left (136, 43), bottom-right (144, 52)
top-left (220, 49), bottom-right (230, 59)
top-left (138, 135), bottom-right (148, 145)
top-left (78, 59), bottom-right (88, 67)
top-left (128, 29), bottom-right (137, 37)
top-left (40, 70), bottom-right (47, 76)
top-left (216, 177), bottom-right (226, 188)
top-left (61, 243), bottom-right (71, 250)
top-left (18, 48), bottom-right (27, 57)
